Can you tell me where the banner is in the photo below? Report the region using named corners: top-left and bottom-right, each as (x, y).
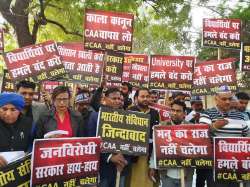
top-left (0, 29), bottom-right (3, 54)
top-left (192, 58), bottom-right (237, 95)
top-left (154, 124), bottom-right (213, 169)
top-left (149, 103), bottom-right (171, 121)
top-left (104, 51), bottom-right (124, 85)
top-left (31, 137), bottom-right (101, 187)
top-left (84, 9), bottom-right (134, 53)
top-left (202, 18), bottom-right (241, 49)
top-left (242, 43), bottom-right (250, 71)
top-left (126, 54), bottom-right (149, 88)
top-left (0, 154), bottom-right (31, 187)
top-left (97, 107), bottom-right (150, 155)
top-left (4, 40), bottom-right (66, 82)
top-left (149, 55), bottom-right (194, 90)
top-left (214, 137), bottom-right (250, 182)
top-left (57, 42), bottom-right (104, 85)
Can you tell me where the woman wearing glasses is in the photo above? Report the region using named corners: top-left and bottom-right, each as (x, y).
top-left (35, 86), bottom-right (84, 139)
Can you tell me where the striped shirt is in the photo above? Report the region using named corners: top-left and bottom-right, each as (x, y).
top-left (199, 107), bottom-right (249, 137)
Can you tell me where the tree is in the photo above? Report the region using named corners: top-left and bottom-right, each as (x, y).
top-left (0, 0), bottom-right (193, 54)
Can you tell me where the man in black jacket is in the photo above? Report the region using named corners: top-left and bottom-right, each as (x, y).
top-left (0, 93), bottom-right (32, 168)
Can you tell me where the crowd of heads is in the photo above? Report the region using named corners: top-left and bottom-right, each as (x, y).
top-left (0, 79), bottom-right (250, 126)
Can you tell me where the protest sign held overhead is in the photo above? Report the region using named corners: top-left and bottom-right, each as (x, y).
top-left (126, 54), bottom-right (149, 88)
top-left (203, 18), bottom-right (241, 49)
top-left (104, 51), bottom-right (124, 86)
top-left (122, 54), bottom-right (132, 82)
top-left (97, 107), bottom-right (150, 155)
top-left (0, 29), bottom-right (3, 54)
top-left (0, 154), bottom-right (31, 187)
top-left (57, 42), bottom-right (104, 85)
top-left (154, 124), bottom-right (213, 169)
top-left (31, 137), bottom-right (101, 187)
top-left (42, 81), bottom-right (64, 94)
top-left (149, 55), bottom-right (194, 90)
top-left (4, 40), bottom-right (66, 82)
top-left (242, 43), bottom-right (250, 71)
top-left (214, 137), bottom-right (250, 182)
top-left (192, 58), bottom-right (237, 95)
top-left (84, 9), bottom-right (134, 52)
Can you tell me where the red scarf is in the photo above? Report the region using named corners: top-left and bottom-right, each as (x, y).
top-left (55, 110), bottom-right (73, 137)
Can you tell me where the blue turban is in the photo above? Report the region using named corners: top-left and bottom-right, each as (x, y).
top-left (0, 93), bottom-right (25, 111)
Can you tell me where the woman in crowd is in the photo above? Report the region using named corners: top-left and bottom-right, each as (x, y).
top-left (35, 86), bottom-right (84, 138)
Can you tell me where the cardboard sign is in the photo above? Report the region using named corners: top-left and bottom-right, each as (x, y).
top-left (214, 137), bottom-right (250, 182)
top-left (154, 124), bottom-right (213, 169)
top-left (192, 58), bottom-right (237, 95)
top-left (58, 42), bottom-right (104, 85)
top-left (203, 18), bottom-right (241, 49)
top-left (4, 40), bottom-right (66, 82)
top-left (97, 107), bottom-right (150, 155)
top-left (31, 137), bottom-right (101, 187)
top-left (84, 9), bottom-right (134, 52)
top-left (0, 154), bottom-right (31, 187)
top-left (149, 56), bottom-right (194, 90)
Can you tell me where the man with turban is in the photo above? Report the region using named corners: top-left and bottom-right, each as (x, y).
top-left (0, 93), bottom-right (33, 168)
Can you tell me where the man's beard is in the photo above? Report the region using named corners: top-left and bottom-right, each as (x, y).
top-left (138, 102), bottom-right (148, 109)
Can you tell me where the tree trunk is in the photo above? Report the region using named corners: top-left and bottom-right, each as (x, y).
top-left (0, 0), bottom-right (35, 47)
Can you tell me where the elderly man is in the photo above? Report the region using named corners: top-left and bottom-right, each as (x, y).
top-left (199, 86), bottom-right (249, 187)
top-left (0, 93), bottom-right (33, 168)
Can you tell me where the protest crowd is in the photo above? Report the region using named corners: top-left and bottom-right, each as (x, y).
top-left (0, 8), bottom-right (250, 187)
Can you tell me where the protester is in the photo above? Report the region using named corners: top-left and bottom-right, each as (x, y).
top-left (149, 90), bottom-right (159, 104)
top-left (128, 88), bottom-right (160, 187)
top-left (230, 96), bottom-right (239, 111)
top-left (35, 86), bottom-right (84, 138)
top-left (0, 93), bottom-right (32, 167)
top-left (121, 82), bottom-right (133, 109)
top-left (172, 91), bottom-right (187, 102)
top-left (149, 100), bottom-right (194, 187)
top-left (86, 87), bottom-right (130, 187)
top-left (199, 85), bottom-right (249, 187)
top-left (16, 80), bottom-right (48, 124)
top-left (185, 96), bottom-right (204, 123)
top-left (90, 76), bottom-right (107, 112)
top-left (235, 91), bottom-right (250, 120)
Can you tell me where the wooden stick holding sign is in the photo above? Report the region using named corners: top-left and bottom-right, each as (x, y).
top-left (180, 168), bottom-right (185, 187)
top-left (115, 170), bottom-right (121, 187)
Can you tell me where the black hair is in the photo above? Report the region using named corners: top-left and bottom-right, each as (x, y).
top-left (134, 88), bottom-right (150, 99)
top-left (190, 100), bottom-right (202, 106)
top-left (77, 88), bottom-right (90, 96)
top-left (171, 100), bottom-right (186, 112)
top-left (16, 80), bottom-right (36, 91)
top-left (236, 92), bottom-right (250, 100)
top-left (149, 90), bottom-right (158, 95)
top-left (52, 86), bottom-right (71, 101)
top-left (104, 87), bottom-right (120, 97)
top-left (122, 82), bottom-right (133, 93)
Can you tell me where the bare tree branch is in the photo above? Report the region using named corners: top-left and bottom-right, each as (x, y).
top-left (45, 18), bottom-right (82, 37)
